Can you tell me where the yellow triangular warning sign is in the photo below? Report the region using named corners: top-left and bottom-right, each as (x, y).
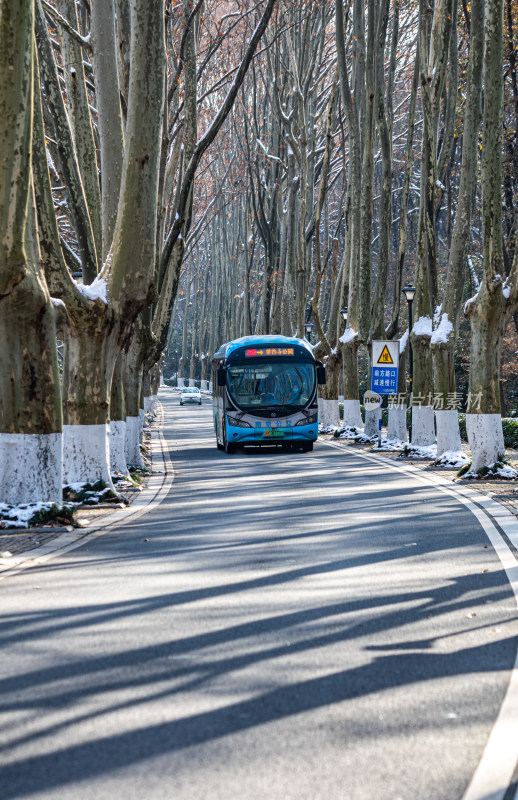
top-left (377, 345), bottom-right (393, 364)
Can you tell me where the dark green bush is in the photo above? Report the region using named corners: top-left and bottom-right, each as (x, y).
top-left (502, 418), bottom-right (518, 449)
top-left (28, 504), bottom-right (76, 527)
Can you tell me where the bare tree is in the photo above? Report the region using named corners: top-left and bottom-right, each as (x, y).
top-left (0, 0), bottom-right (62, 504)
top-left (465, 0), bottom-right (518, 472)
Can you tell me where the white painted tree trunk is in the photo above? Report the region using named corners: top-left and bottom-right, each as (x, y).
top-left (364, 408), bottom-right (380, 438)
top-left (411, 406), bottom-right (435, 446)
top-left (125, 416), bottom-right (145, 467)
top-left (387, 405), bottom-right (407, 442)
top-left (209, 381), bottom-right (213, 393)
top-left (177, 377), bottom-right (186, 388)
top-left (200, 379), bottom-right (209, 391)
top-left (342, 399), bottom-right (363, 428)
top-left (435, 410), bottom-right (462, 457)
top-left (466, 414), bottom-right (504, 473)
top-left (139, 408), bottom-right (145, 440)
top-left (188, 378), bottom-right (196, 387)
top-left (144, 396), bottom-right (157, 414)
top-left (109, 421), bottom-right (127, 474)
top-left (63, 425), bottom-right (113, 487)
top-left (318, 398), bottom-right (340, 428)
top-left (0, 433), bottom-right (62, 505)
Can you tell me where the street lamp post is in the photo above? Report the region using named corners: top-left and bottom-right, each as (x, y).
top-left (304, 322), bottom-right (314, 342)
top-left (340, 307), bottom-right (348, 325)
top-left (402, 285), bottom-right (416, 441)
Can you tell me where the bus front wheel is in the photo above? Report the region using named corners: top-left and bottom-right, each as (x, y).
top-left (225, 441), bottom-right (237, 454)
top-left (302, 442), bottom-right (313, 452)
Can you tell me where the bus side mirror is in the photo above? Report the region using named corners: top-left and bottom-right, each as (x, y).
top-left (217, 365), bottom-right (226, 387)
top-left (317, 365), bottom-right (326, 385)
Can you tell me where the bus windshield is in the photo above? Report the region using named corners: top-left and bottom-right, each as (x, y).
top-left (227, 361), bottom-right (315, 411)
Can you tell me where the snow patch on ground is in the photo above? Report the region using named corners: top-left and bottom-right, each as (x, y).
top-left (399, 443), bottom-right (438, 459)
top-left (62, 480), bottom-right (124, 505)
top-left (111, 472), bottom-right (136, 490)
top-left (435, 450), bottom-right (470, 468)
top-left (372, 438), bottom-right (407, 452)
top-left (462, 462), bottom-right (518, 480)
top-left (334, 426), bottom-right (377, 443)
top-left (319, 425), bottom-right (337, 434)
top-left (0, 502), bottom-right (55, 529)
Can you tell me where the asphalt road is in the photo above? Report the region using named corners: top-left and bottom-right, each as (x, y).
top-left (1, 391), bottom-right (517, 800)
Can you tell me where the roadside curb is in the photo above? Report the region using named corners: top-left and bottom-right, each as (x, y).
top-left (0, 401), bottom-right (174, 581)
top-left (323, 438), bottom-right (518, 800)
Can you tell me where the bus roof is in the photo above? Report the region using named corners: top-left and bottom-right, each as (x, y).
top-left (213, 335), bottom-right (314, 360)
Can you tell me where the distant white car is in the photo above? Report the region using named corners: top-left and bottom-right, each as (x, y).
top-left (180, 387), bottom-right (202, 405)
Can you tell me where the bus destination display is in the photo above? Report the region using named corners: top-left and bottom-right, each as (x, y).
top-left (245, 347), bottom-right (294, 357)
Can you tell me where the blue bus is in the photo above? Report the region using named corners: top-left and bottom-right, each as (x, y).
top-left (211, 335), bottom-right (326, 454)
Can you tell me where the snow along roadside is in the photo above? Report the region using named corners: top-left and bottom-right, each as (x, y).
top-left (0, 401), bottom-right (174, 581)
top-left (323, 438), bottom-right (518, 800)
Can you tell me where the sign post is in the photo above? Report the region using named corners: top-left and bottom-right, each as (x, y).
top-left (370, 340), bottom-right (400, 447)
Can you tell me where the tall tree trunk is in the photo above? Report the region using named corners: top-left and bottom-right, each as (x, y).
top-left (432, 0), bottom-right (483, 459)
top-left (122, 327), bottom-right (145, 468)
top-left (56, 0), bottom-right (102, 259)
top-left (465, 0), bottom-right (512, 471)
top-left (189, 272), bottom-right (200, 383)
top-left (336, 0), bottom-right (363, 426)
top-left (0, 0), bottom-right (63, 505)
top-left (90, 0), bottom-right (124, 259)
top-left (178, 274), bottom-right (191, 387)
top-left (62, 316), bottom-right (117, 486)
top-left (57, 0), bottom-right (165, 484)
top-left (35, 0), bottom-right (99, 284)
top-left (110, 354), bottom-right (128, 475)
top-left (411, 0), bottom-right (454, 446)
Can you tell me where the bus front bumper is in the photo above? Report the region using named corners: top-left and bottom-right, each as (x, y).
top-left (227, 423), bottom-right (318, 444)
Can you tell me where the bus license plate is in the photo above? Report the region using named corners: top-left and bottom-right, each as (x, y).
top-left (265, 429), bottom-right (283, 437)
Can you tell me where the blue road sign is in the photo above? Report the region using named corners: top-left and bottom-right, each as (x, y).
top-left (371, 340), bottom-right (399, 395)
top-left (371, 366), bottom-right (398, 394)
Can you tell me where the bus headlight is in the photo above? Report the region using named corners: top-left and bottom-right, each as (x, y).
top-left (296, 414), bottom-right (317, 426)
top-left (227, 416), bottom-right (251, 428)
